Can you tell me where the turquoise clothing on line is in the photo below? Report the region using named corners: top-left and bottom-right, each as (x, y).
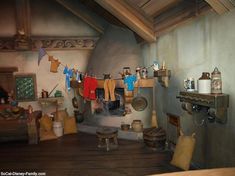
top-left (124, 75), bottom-right (137, 91)
top-left (63, 66), bottom-right (73, 91)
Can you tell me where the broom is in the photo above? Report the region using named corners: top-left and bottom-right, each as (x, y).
top-left (151, 78), bottom-right (158, 128)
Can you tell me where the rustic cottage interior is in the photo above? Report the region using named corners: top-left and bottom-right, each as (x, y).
top-left (0, 0), bottom-right (235, 175)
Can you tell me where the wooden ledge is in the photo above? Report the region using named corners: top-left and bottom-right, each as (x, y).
top-left (38, 97), bottom-right (64, 105)
top-left (97, 78), bottom-right (154, 88)
top-left (71, 79), bottom-right (155, 89)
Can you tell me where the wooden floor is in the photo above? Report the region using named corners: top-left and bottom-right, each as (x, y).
top-left (0, 132), bottom-right (181, 176)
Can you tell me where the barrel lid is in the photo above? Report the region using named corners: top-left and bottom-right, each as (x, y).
top-left (143, 127), bottom-right (166, 136)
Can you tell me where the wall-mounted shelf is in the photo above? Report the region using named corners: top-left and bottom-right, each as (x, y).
top-left (38, 97), bottom-right (64, 106)
top-left (154, 69), bottom-right (171, 88)
top-left (177, 91), bottom-right (229, 124)
top-left (38, 97), bottom-right (64, 119)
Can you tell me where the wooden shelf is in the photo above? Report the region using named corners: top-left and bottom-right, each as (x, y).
top-left (38, 97), bottom-right (64, 106)
top-left (97, 78), bottom-right (154, 88)
top-left (177, 91), bottom-right (229, 124)
top-left (154, 69), bottom-right (171, 88)
top-left (71, 78), bottom-right (155, 89)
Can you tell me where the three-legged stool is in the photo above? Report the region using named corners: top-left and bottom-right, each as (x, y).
top-left (96, 127), bottom-right (118, 151)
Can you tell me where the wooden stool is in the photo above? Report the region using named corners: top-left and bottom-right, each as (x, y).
top-left (96, 127), bottom-right (118, 151)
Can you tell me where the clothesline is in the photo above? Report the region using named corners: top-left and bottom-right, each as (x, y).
top-left (44, 50), bottom-right (66, 68)
top-left (38, 48), bottom-right (152, 78)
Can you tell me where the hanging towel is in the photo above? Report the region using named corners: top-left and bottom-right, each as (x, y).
top-left (48, 56), bottom-right (60, 73)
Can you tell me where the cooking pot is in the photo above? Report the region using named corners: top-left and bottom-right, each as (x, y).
top-left (131, 96), bottom-right (148, 111)
top-left (131, 81), bottom-right (148, 111)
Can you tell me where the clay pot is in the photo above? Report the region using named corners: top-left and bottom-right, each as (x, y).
top-left (74, 110), bottom-right (84, 123)
top-left (131, 120), bottom-right (143, 132)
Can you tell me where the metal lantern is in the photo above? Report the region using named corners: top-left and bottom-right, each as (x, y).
top-left (211, 67), bottom-right (222, 94)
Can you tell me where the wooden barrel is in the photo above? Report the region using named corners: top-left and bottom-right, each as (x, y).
top-left (143, 127), bottom-right (166, 151)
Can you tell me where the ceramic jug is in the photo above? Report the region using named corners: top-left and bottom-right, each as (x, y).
top-left (198, 72), bottom-right (211, 94)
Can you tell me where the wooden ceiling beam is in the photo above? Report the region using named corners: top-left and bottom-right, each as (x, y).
top-left (205, 0), bottom-right (235, 14)
top-left (219, 0), bottom-right (235, 10)
top-left (15, 0), bottom-right (31, 36)
top-left (55, 0), bottom-right (104, 34)
top-left (95, 0), bottom-right (156, 42)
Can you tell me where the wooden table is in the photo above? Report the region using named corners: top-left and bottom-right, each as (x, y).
top-left (96, 127), bottom-right (118, 151)
top-left (151, 167), bottom-right (235, 176)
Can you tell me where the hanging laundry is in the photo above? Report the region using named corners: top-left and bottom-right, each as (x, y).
top-left (76, 71), bottom-right (82, 83)
top-left (104, 79), bottom-right (116, 101)
top-left (124, 75), bottom-right (137, 91)
top-left (83, 76), bottom-right (98, 100)
top-left (48, 56), bottom-right (60, 73)
top-left (71, 69), bottom-right (76, 81)
top-left (63, 66), bottom-right (73, 91)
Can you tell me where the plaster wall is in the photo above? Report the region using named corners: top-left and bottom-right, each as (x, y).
top-left (31, 0), bottom-right (100, 36)
top-left (0, 0), bottom-right (101, 116)
top-left (0, 51), bottom-right (90, 115)
top-left (142, 10), bottom-right (235, 168)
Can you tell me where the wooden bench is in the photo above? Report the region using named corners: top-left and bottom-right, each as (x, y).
top-left (0, 110), bottom-right (41, 144)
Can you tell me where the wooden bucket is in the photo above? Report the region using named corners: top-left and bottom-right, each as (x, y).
top-left (143, 127), bottom-right (166, 151)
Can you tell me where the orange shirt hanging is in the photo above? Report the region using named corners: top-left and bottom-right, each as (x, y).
top-left (48, 56), bottom-right (60, 73)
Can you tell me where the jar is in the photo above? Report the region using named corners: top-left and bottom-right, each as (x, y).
top-left (198, 72), bottom-right (211, 94)
top-left (41, 89), bottom-right (48, 98)
top-left (211, 67), bottom-right (222, 94)
top-left (136, 67), bottom-right (141, 80)
top-left (123, 67), bottom-right (131, 76)
top-left (131, 120), bottom-right (143, 132)
top-left (141, 67), bottom-right (148, 79)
